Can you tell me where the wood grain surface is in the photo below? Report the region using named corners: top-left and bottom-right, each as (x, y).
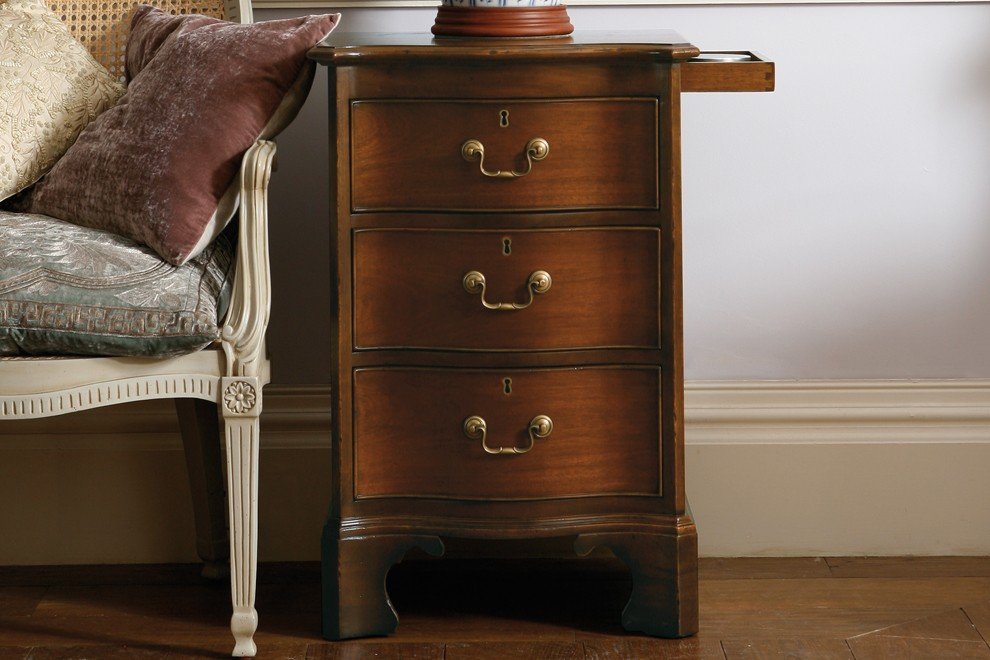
top-left (846, 636), bottom-right (990, 659)
top-left (309, 31), bottom-right (700, 65)
top-left (681, 54), bottom-right (775, 93)
top-left (350, 99), bottom-right (658, 212)
top-left (316, 32), bottom-right (773, 644)
top-left (353, 367), bottom-right (660, 500)
top-left (721, 639), bottom-right (854, 659)
top-left (827, 556), bottom-right (990, 579)
top-left (0, 557), bottom-right (987, 658)
top-left (700, 557), bottom-right (832, 580)
top-left (353, 228), bottom-right (660, 351)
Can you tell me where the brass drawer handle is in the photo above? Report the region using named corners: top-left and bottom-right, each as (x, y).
top-left (461, 138), bottom-right (549, 179)
top-left (463, 414), bottom-right (554, 455)
top-left (462, 270), bottom-right (552, 311)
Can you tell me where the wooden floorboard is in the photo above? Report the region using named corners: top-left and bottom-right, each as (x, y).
top-left (0, 563), bottom-right (320, 588)
top-left (700, 577), bottom-right (990, 638)
top-left (581, 638), bottom-right (726, 659)
top-left (720, 638), bottom-right (854, 659)
top-left (0, 558), bottom-right (988, 658)
top-left (0, 588), bottom-right (45, 618)
top-left (445, 641), bottom-right (584, 659)
top-left (305, 643), bottom-right (442, 659)
top-left (852, 608), bottom-right (985, 643)
top-left (826, 556), bottom-right (990, 578)
top-left (0, 565), bottom-right (206, 588)
top-left (965, 601), bottom-right (990, 644)
top-left (0, 649), bottom-right (33, 660)
top-left (699, 557), bottom-right (831, 580)
top-left (846, 635), bottom-right (990, 659)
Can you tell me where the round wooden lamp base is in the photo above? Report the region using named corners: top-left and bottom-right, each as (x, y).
top-left (432, 5), bottom-right (574, 38)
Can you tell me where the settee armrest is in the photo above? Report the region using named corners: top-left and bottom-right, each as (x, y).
top-left (221, 140), bottom-right (276, 381)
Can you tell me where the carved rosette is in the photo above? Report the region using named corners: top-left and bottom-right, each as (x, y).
top-left (221, 376), bottom-right (261, 417)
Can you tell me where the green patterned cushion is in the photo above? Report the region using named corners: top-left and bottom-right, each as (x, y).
top-left (0, 211), bottom-right (233, 357)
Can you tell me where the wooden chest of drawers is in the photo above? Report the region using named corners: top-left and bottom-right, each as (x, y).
top-left (309, 32), bottom-right (773, 641)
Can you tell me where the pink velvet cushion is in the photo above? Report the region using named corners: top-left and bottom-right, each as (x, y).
top-left (125, 7), bottom-right (217, 82)
top-left (21, 7), bottom-right (339, 265)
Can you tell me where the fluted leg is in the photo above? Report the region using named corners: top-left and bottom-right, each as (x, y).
top-left (225, 416), bottom-right (259, 656)
top-left (222, 377), bottom-right (262, 657)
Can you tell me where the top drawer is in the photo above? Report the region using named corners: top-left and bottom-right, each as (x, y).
top-left (350, 99), bottom-right (658, 213)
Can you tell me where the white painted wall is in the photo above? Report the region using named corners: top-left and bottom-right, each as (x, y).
top-left (259, 3), bottom-right (990, 383)
top-left (6, 6), bottom-right (990, 566)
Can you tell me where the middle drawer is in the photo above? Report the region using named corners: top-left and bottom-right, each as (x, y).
top-left (353, 228), bottom-right (660, 351)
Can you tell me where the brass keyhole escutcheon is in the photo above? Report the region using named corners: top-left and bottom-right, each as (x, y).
top-left (499, 109), bottom-right (509, 127)
top-left (503, 378), bottom-right (512, 395)
top-left (502, 237), bottom-right (512, 255)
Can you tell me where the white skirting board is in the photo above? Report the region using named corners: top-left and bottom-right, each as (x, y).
top-left (1, 379), bottom-right (988, 564)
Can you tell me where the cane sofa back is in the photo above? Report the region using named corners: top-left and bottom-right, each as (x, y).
top-left (48, 0), bottom-right (247, 80)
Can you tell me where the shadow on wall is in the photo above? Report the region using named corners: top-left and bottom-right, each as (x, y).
top-left (265, 70), bottom-right (333, 385)
top-left (260, 7), bottom-right (435, 385)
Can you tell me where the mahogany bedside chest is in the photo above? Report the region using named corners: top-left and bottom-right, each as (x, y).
top-left (308, 32), bottom-right (774, 640)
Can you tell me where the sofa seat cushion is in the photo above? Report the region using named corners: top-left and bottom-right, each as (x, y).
top-left (0, 211), bottom-right (234, 357)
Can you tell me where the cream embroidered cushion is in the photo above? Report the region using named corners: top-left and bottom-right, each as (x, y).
top-left (0, 0), bottom-right (125, 202)
top-left (21, 6), bottom-right (339, 265)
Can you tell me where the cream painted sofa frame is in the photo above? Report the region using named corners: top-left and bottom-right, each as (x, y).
top-left (0, 1), bottom-right (272, 656)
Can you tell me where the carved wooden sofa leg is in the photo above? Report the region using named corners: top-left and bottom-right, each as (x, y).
top-left (215, 138), bottom-right (274, 657)
top-left (176, 398), bottom-right (229, 580)
top-left (221, 376), bottom-right (262, 657)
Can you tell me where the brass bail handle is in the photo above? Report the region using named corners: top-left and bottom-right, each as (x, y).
top-left (463, 415), bottom-right (554, 455)
top-left (462, 270), bottom-right (552, 311)
top-left (461, 138), bottom-right (550, 179)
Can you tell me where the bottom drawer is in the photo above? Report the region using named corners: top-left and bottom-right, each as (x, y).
top-left (353, 367), bottom-right (660, 500)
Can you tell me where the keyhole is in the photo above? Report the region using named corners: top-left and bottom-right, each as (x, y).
top-left (499, 110), bottom-right (509, 128)
top-left (503, 378), bottom-right (512, 395)
top-left (502, 237), bottom-right (512, 255)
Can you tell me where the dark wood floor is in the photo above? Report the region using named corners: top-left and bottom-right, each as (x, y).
top-left (1, 557), bottom-right (989, 658)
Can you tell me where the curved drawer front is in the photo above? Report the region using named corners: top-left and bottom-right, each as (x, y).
top-left (354, 367), bottom-right (661, 500)
top-left (353, 228), bottom-right (659, 351)
top-left (350, 99), bottom-right (658, 212)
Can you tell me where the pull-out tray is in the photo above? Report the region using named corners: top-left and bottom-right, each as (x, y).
top-left (682, 51), bottom-right (775, 93)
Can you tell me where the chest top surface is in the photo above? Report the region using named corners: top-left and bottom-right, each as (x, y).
top-left (308, 30), bottom-right (700, 64)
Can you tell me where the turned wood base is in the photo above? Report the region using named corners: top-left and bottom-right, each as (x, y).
top-left (322, 519), bottom-right (698, 640)
top-left (432, 6), bottom-right (574, 38)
